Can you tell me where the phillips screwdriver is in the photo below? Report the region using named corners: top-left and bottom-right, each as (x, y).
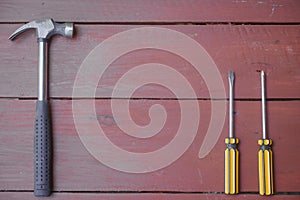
top-left (225, 71), bottom-right (239, 195)
top-left (258, 70), bottom-right (274, 195)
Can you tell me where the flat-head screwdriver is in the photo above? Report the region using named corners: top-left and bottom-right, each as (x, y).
top-left (225, 71), bottom-right (239, 195)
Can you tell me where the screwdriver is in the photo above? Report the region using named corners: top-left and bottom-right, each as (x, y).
top-left (225, 71), bottom-right (239, 195)
top-left (258, 70), bottom-right (274, 195)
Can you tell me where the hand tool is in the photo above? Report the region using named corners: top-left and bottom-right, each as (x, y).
top-left (9, 19), bottom-right (74, 197)
top-left (225, 71), bottom-right (239, 195)
top-left (258, 70), bottom-right (274, 195)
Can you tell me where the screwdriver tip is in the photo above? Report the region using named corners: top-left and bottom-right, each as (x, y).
top-left (228, 71), bottom-right (234, 81)
top-left (261, 70), bottom-right (265, 76)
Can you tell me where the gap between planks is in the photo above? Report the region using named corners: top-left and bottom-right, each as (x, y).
top-left (1, 22), bottom-right (300, 26)
top-left (0, 190), bottom-right (300, 195)
top-left (0, 97), bottom-right (300, 101)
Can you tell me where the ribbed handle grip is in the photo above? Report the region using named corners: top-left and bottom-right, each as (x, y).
top-left (34, 100), bottom-right (51, 197)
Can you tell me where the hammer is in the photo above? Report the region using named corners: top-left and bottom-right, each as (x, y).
top-left (9, 19), bottom-right (74, 197)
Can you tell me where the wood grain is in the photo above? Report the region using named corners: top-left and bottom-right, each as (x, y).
top-left (1, 99), bottom-right (299, 192)
top-left (0, 0), bottom-right (300, 23)
top-left (0, 192), bottom-right (299, 200)
top-left (1, 25), bottom-right (300, 99)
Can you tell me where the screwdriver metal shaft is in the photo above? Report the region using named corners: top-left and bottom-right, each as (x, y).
top-left (225, 71), bottom-right (239, 195)
top-left (261, 71), bottom-right (267, 140)
top-left (258, 70), bottom-right (274, 195)
top-left (229, 71), bottom-right (234, 138)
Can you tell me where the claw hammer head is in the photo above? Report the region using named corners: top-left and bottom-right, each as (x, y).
top-left (9, 18), bottom-right (73, 41)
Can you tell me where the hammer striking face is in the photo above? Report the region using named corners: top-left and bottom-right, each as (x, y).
top-left (9, 19), bottom-right (74, 197)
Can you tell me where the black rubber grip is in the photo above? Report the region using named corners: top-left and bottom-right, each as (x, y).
top-left (34, 100), bottom-right (51, 196)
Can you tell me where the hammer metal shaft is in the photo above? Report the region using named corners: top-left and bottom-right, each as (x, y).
top-left (38, 41), bottom-right (48, 101)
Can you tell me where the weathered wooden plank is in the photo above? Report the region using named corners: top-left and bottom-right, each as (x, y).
top-left (0, 100), bottom-right (299, 191)
top-left (1, 25), bottom-right (300, 99)
top-left (0, 0), bottom-right (300, 23)
top-left (0, 192), bottom-right (299, 200)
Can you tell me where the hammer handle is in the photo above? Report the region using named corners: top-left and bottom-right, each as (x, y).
top-left (34, 100), bottom-right (51, 196)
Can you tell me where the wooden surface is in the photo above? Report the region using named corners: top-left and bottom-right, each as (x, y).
top-left (1, 192), bottom-right (300, 200)
top-left (1, 25), bottom-right (300, 99)
top-left (2, 192), bottom-right (300, 200)
top-left (0, 0), bottom-right (300, 23)
top-left (1, 0), bottom-right (300, 199)
top-left (1, 100), bottom-right (300, 192)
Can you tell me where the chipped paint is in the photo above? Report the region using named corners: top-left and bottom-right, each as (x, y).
top-left (270, 4), bottom-right (284, 17)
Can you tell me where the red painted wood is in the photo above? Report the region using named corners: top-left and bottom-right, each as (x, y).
top-left (0, 100), bottom-right (299, 191)
top-left (1, 0), bottom-right (298, 198)
top-left (0, 0), bottom-right (300, 23)
top-left (1, 25), bottom-right (300, 98)
top-left (0, 192), bottom-right (299, 200)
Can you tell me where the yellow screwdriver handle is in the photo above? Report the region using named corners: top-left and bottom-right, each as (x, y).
top-left (225, 137), bottom-right (239, 194)
top-left (258, 139), bottom-right (274, 195)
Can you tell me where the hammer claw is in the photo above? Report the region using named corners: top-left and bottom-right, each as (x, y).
top-left (8, 21), bottom-right (38, 40)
